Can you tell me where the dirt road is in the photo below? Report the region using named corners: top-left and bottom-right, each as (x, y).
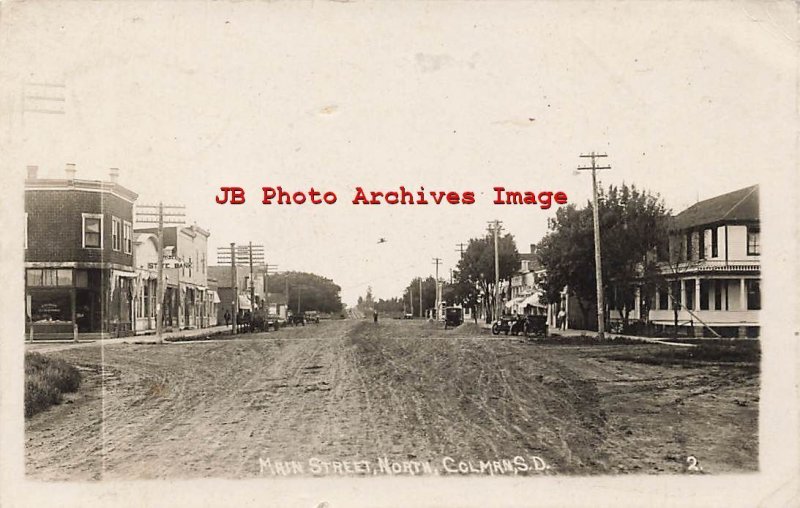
top-left (25, 319), bottom-right (758, 480)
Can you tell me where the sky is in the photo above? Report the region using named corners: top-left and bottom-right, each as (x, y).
top-left (1, 1), bottom-right (795, 306)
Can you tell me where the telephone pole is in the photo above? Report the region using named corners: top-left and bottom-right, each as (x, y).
top-left (487, 220), bottom-right (502, 321)
top-left (135, 203), bottom-right (186, 344)
top-left (217, 243), bottom-right (264, 333)
top-left (455, 243), bottom-right (467, 257)
top-left (419, 277), bottom-right (423, 319)
top-left (432, 257), bottom-right (442, 319)
top-left (578, 152), bottom-right (611, 340)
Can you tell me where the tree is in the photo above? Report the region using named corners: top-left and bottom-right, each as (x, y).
top-left (537, 183), bottom-right (671, 329)
top-left (268, 271), bottom-right (343, 314)
top-left (402, 276), bottom-right (437, 318)
top-left (454, 233), bottom-right (520, 321)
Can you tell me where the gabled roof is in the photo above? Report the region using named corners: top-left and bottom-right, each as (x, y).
top-left (672, 185), bottom-right (758, 231)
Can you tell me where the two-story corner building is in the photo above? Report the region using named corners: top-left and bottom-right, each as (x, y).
top-left (25, 164), bottom-right (138, 337)
top-left (134, 224), bottom-right (213, 330)
top-left (649, 185), bottom-right (760, 338)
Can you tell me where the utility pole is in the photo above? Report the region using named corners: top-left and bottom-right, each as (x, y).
top-left (230, 242), bottom-right (237, 333)
top-left (217, 243), bottom-right (264, 334)
top-left (455, 243), bottom-right (467, 257)
top-left (487, 220), bottom-right (502, 321)
top-left (262, 263), bottom-right (278, 312)
top-left (578, 152), bottom-right (611, 340)
top-left (432, 257), bottom-right (442, 319)
top-left (135, 202), bottom-right (186, 344)
top-left (419, 278), bottom-right (423, 319)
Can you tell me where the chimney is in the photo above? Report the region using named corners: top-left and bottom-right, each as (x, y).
top-left (530, 243), bottom-right (536, 254)
top-left (109, 167), bottom-right (120, 183)
top-left (26, 165), bottom-right (38, 180)
top-left (65, 163), bottom-right (76, 180)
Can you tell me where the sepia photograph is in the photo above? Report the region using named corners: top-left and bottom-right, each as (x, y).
top-left (0, 1), bottom-right (797, 507)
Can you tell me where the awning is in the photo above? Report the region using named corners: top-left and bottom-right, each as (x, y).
top-left (212, 291), bottom-right (221, 304)
top-left (505, 296), bottom-right (525, 308)
top-left (521, 293), bottom-right (546, 308)
top-left (238, 295), bottom-right (252, 310)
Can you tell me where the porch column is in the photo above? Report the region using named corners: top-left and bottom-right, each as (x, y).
top-left (633, 286), bottom-right (641, 318)
top-left (695, 277), bottom-right (701, 311)
top-left (680, 279), bottom-right (687, 310)
top-left (740, 278), bottom-right (747, 310)
top-left (667, 284), bottom-right (673, 310)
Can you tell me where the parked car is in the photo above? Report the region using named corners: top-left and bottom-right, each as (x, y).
top-left (523, 314), bottom-right (548, 339)
top-left (304, 311), bottom-right (320, 324)
top-left (491, 314), bottom-right (525, 336)
top-left (444, 307), bottom-right (463, 329)
top-left (288, 314), bottom-right (305, 326)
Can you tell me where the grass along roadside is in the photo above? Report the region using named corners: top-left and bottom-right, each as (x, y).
top-left (25, 352), bottom-right (82, 418)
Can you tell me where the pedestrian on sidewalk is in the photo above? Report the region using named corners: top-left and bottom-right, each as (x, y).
top-left (224, 309), bottom-right (231, 327)
top-left (558, 308), bottom-right (567, 330)
top-left (373, 309), bottom-right (378, 323)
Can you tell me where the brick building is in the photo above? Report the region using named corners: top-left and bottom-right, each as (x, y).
top-left (25, 164), bottom-right (138, 337)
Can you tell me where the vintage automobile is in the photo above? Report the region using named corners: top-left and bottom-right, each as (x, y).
top-left (304, 311), bottom-right (320, 324)
top-left (444, 307), bottom-right (464, 329)
top-left (287, 313), bottom-right (305, 326)
top-left (523, 314), bottom-right (548, 339)
top-left (491, 314), bottom-right (528, 336)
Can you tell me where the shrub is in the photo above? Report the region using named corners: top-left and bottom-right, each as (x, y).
top-left (25, 352), bottom-right (81, 418)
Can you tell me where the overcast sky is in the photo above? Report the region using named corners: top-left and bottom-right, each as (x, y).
top-left (2, 1), bottom-right (795, 306)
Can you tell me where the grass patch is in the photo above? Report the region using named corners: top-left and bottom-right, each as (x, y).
top-left (538, 333), bottom-right (644, 346)
top-left (609, 340), bottom-right (760, 367)
top-left (25, 352), bottom-right (82, 418)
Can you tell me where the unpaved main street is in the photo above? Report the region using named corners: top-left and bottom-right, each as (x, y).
top-left (26, 319), bottom-right (758, 480)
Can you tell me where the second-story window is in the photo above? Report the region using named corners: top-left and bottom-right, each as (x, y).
top-left (82, 213), bottom-right (103, 248)
top-left (711, 227), bottom-right (718, 258)
top-left (111, 217), bottom-right (121, 251)
top-left (747, 227), bottom-right (760, 255)
top-left (685, 232), bottom-right (692, 261)
top-left (123, 221), bottom-right (132, 254)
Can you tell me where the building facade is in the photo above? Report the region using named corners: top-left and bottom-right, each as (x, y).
top-left (647, 185), bottom-right (760, 338)
top-left (134, 225), bottom-right (215, 331)
top-left (25, 165), bottom-right (138, 337)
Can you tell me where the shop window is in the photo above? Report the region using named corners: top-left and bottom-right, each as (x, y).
top-left (26, 269), bottom-right (43, 286)
top-left (75, 270), bottom-right (89, 288)
top-left (82, 213), bottom-right (103, 248)
top-left (56, 269), bottom-right (72, 286)
top-left (27, 268), bottom-right (73, 287)
top-left (747, 227), bottom-right (760, 256)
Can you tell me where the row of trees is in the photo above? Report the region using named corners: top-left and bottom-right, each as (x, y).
top-left (267, 271), bottom-right (343, 314)
top-left (391, 183), bottom-right (672, 328)
top-left (536, 184), bottom-right (671, 328)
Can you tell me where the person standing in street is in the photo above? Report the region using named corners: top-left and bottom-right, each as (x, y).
top-left (373, 309), bottom-right (378, 323)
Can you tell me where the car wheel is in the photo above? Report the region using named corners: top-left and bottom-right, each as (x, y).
top-left (491, 324), bottom-right (501, 335)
